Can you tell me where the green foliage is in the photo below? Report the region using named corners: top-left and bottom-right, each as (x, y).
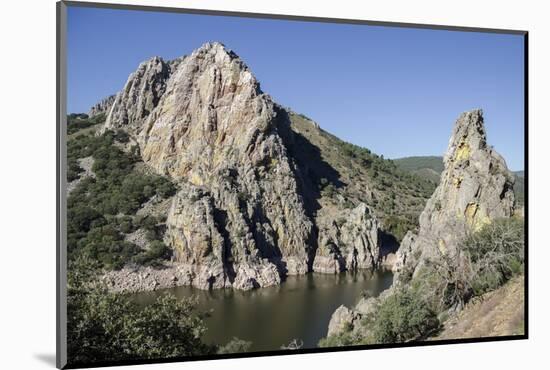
top-left (217, 337), bottom-right (253, 354)
top-left (463, 217), bottom-right (525, 296)
top-left (322, 183), bottom-right (336, 198)
top-left (73, 224), bottom-right (141, 270)
top-left (67, 130), bottom-right (177, 270)
top-left (67, 113), bottom-right (106, 134)
top-left (365, 288), bottom-right (439, 343)
top-left (67, 157), bottom-right (83, 182)
top-left (133, 241), bottom-right (172, 267)
top-left (383, 214), bottom-right (417, 242)
top-left (410, 217), bottom-right (525, 311)
top-left (114, 129), bottom-right (130, 143)
top-left (67, 257), bottom-right (214, 365)
top-left (318, 331), bottom-right (362, 348)
top-left (513, 173), bottom-right (525, 205)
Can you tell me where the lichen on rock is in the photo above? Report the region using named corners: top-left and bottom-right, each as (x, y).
top-left (393, 109), bottom-right (515, 279)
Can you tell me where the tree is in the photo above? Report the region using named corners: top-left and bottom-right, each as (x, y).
top-left (368, 288), bottom-right (439, 343)
top-left (217, 337), bottom-right (252, 354)
top-left (66, 257), bottom-right (214, 365)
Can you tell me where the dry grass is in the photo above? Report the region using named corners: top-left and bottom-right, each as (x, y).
top-left (435, 275), bottom-right (525, 340)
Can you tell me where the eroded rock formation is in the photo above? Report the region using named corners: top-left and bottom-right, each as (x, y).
top-left (88, 94), bottom-right (116, 118)
top-left (313, 203), bottom-right (381, 273)
top-left (324, 109), bottom-right (517, 339)
top-left (394, 109), bottom-right (515, 277)
top-left (98, 42), bottom-right (388, 290)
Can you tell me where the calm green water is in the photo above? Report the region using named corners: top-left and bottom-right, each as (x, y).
top-left (132, 270), bottom-right (393, 352)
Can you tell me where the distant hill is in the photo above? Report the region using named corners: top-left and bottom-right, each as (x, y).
top-left (393, 155), bottom-right (524, 205)
top-left (393, 156), bottom-right (445, 173)
top-left (392, 156), bottom-right (444, 184)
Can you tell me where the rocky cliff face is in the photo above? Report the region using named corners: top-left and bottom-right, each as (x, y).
top-left (105, 43), bottom-right (315, 289)
top-left (97, 42), bottom-right (392, 290)
top-left (88, 94), bottom-right (116, 118)
top-left (93, 41), bottom-right (443, 290)
top-left (393, 109), bottom-right (515, 278)
top-left (324, 109), bottom-right (517, 339)
top-left (313, 203), bottom-right (381, 273)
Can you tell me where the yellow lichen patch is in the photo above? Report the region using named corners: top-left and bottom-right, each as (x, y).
top-left (464, 202), bottom-right (478, 225)
top-left (455, 142), bottom-right (471, 162)
top-left (473, 215), bottom-right (491, 231)
top-left (472, 206), bottom-right (491, 231)
top-left (190, 172), bottom-right (203, 186)
top-left (453, 176), bottom-right (463, 188)
top-left (266, 158), bottom-right (279, 171)
top-left (464, 202), bottom-right (492, 231)
top-left (438, 239), bottom-right (447, 254)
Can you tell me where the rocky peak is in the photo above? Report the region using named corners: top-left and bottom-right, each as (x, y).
top-left (104, 56), bottom-right (171, 131)
top-left (88, 94), bottom-right (116, 118)
top-left (101, 42), bottom-right (317, 289)
top-left (394, 109), bottom-right (515, 276)
top-left (445, 110), bottom-right (486, 163)
top-left (97, 42), bottom-right (390, 290)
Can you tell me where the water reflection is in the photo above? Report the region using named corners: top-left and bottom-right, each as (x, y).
top-left (132, 269), bottom-right (393, 352)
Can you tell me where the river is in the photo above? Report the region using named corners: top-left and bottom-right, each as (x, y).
top-left (132, 269), bottom-right (393, 352)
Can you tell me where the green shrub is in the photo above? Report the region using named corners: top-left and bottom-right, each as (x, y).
top-left (67, 131), bottom-right (176, 270)
top-left (67, 113), bottom-right (106, 134)
top-left (322, 183), bottom-right (336, 198)
top-left (67, 158), bottom-right (83, 182)
top-left (318, 331), bottom-right (362, 348)
top-left (366, 288), bottom-right (439, 343)
top-left (133, 241), bottom-right (172, 267)
top-left (463, 217), bottom-right (524, 295)
top-left (217, 337), bottom-right (253, 354)
top-left (383, 214), bottom-right (417, 242)
top-left (67, 257), bottom-right (213, 365)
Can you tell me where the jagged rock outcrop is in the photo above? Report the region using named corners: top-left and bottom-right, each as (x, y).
top-left (102, 42), bottom-right (320, 289)
top-left (104, 56), bottom-right (172, 131)
top-left (324, 109), bottom-right (517, 339)
top-left (313, 203), bottom-right (381, 273)
top-left (88, 94), bottom-right (116, 118)
top-left (393, 109), bottom-right (515, 278)
top-left (326, 290), bottom-right (392, 338)
top-left (327, 305), bottom-right (360, 337)
top-left (96, 42), bottom-right (391, 290)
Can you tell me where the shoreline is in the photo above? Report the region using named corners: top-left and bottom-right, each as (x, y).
top-left (101, 260), bottom-right (396, 294)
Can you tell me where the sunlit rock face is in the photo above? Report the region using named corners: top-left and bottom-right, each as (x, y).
top-left (104, 42), bottom-right (316, 289)
top-left (394, 109), bottom-right (515, 277)
top-left (88, 94), bottom-right (116, 118)
top-left (313, 203), bottom-right (381, 274)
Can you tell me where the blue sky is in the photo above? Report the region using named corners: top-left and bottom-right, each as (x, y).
top-left (67, 6), bottom-right (525, 170)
